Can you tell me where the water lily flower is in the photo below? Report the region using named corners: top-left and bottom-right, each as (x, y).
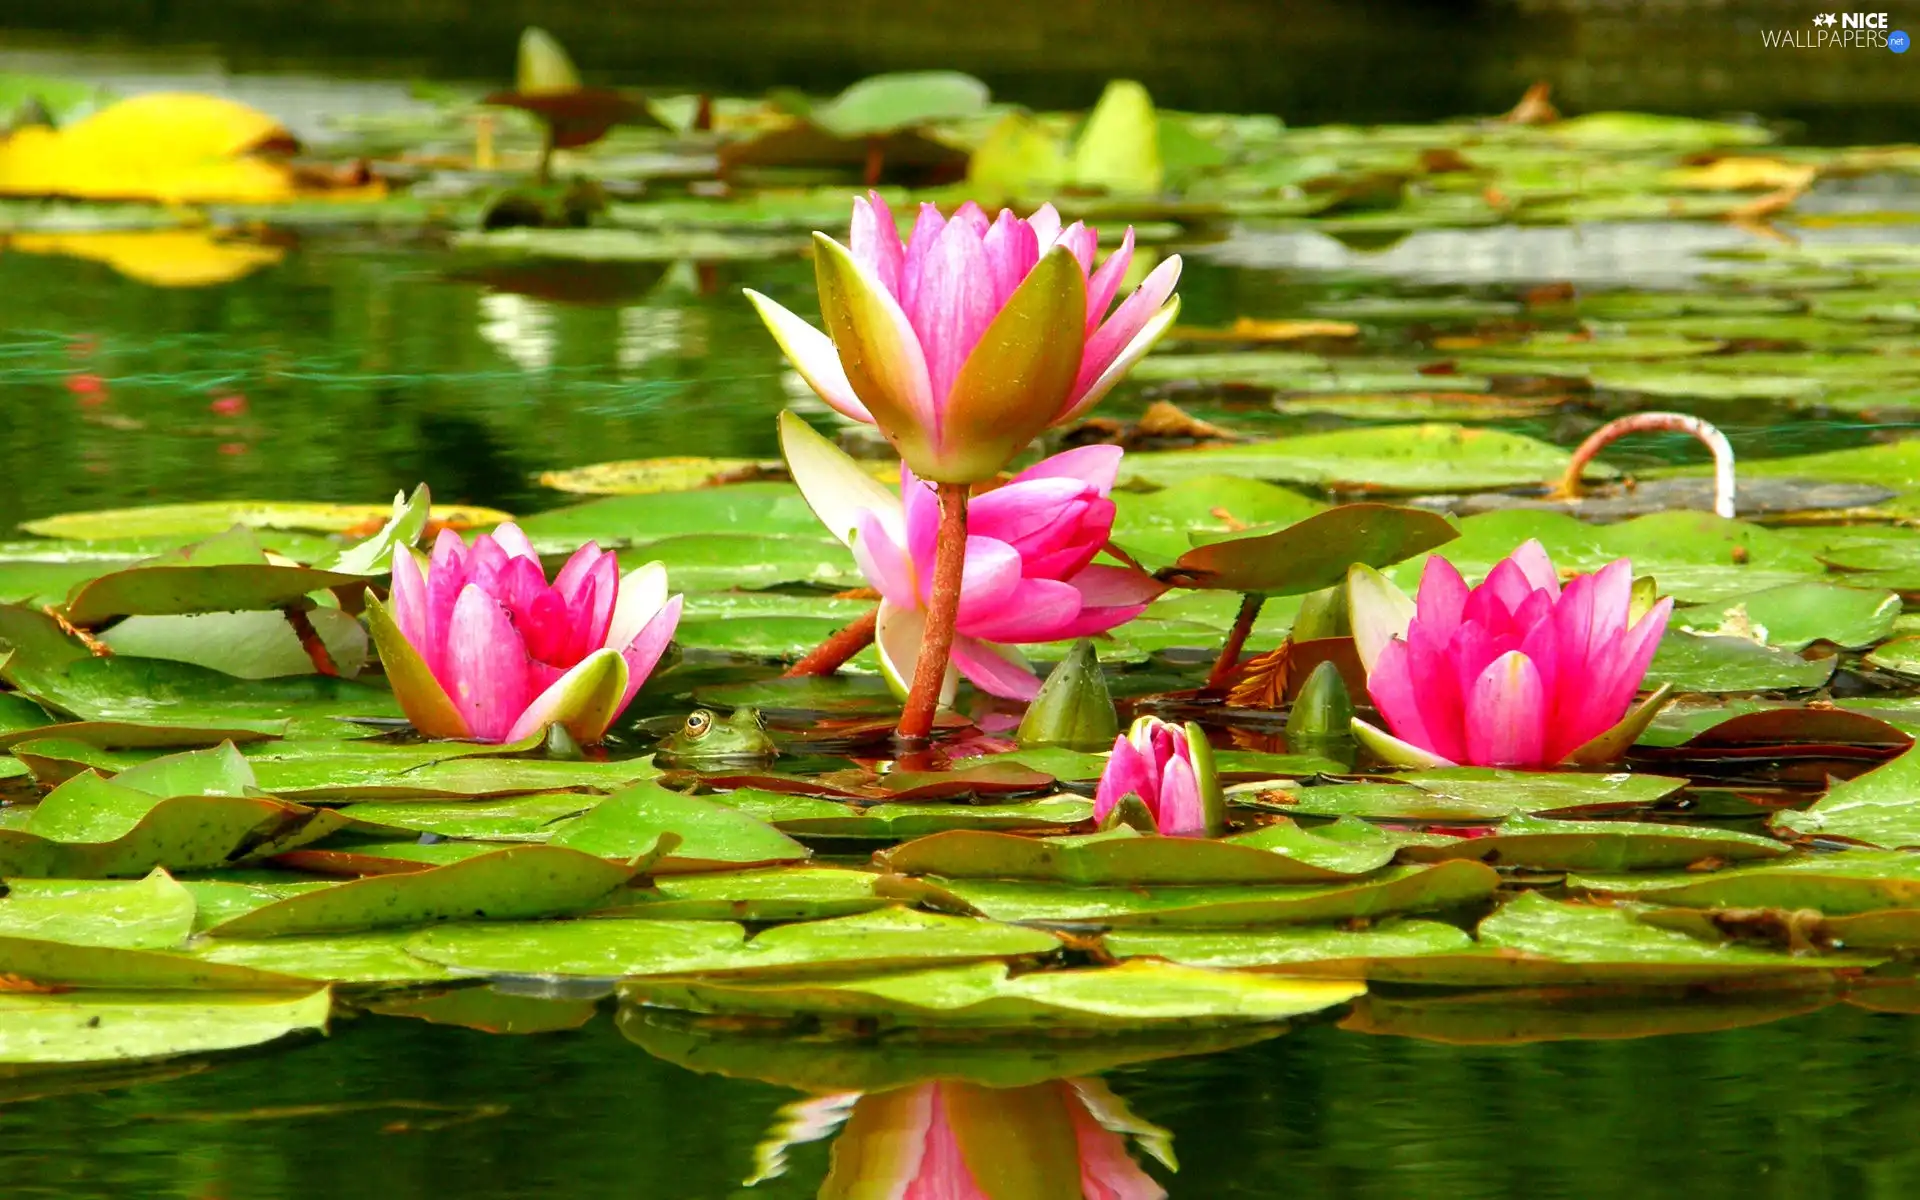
top-left (365, 524), bottom-right (682, 743)
top-left (781, 412), bottom-right (1162, 702)
top-left (747, 193), bottom-right (1183, 483)
top-left (1093, 715), bottom-right (1224, 837)
top-left (1347, 540), bottom-right (1673, 769)
top-left (807, 1080), bottom-right (1168, 1199)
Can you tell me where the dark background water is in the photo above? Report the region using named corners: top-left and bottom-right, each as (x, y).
top-left (3, 996), bottom-right (1914, 1198)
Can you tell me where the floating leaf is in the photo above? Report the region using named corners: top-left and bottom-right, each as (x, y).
top-left (406, 907), bottom-right (1058, 980)
top-left (1398, 816), bottom-right (1789, 871)
top-left (808, 71), bottom-right (989, 139)
top-left (1119, 424), bottom-right (1599, 493)
top-left (100, 610), bottom-right (369, 679)
top-left (21, 500), bottom-right (510, 542)
top-left (0, 988), bottom-right (332, 1064)
top-left (546, 781), bottom-right (810, 871)
top-left (1241, 769), bottom-right (1686, 822)
top-left (1572, 850), bottom-right (1920, 915)
top-left (1160, 503), bottom-right (1456, 594)
top-left (626, 959), bottom-right (1360, 1028)
top-left (881, 861), bottom-right (1499, 927)
top-left (1773, 746), bottom-right (1920, 847)
top-left (876, 821), bottom-right (1396, 886)
top-left (608, 867), bottom-right (886, 922)
top-left (724, 790), bottom-right (1092, 839)
top-left (364, 986), bottom-right (598, 1035)
top-left (190, 931), bottom-right (454, 986)
top-left (1106, 920), bottom-right (1474, 971)
top-left (202, 846), bottom-right (638, 937)
top-left (1646, 633), bottom-right (1835, 693)
top-left (1678, 583), bottom-right (1900, 652)
top-left (1069, 80), bottom-right (1163, 195)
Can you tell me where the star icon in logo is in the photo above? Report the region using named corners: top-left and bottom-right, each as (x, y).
top-left (1814, 12), bottom-right (1837, 25)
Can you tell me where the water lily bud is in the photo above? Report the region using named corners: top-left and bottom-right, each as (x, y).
top-left (1286, 660), bottom-right (1354, 742)
top-left (1016, 639), bottom-right (1119, 748)
top-left (1292, 584), bottom-right (1350, 641)
top-left (1093, 715), bottom-right (1225, 837)
top-left (1096, 793), bottom-right (1159, 834)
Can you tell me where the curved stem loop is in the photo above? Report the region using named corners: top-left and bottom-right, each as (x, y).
top-left (1552, 411), bottom-right (1737, 519)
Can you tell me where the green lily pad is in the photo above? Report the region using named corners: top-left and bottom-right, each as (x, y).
top-left (1772, 746), bottom-right (1920, 847)
top-left (59, 529), bottom-right (364, 626)
top-left (246, 746), bottom-right (661, 800)
top-left (5, 652), bottom-right (400, 738)
top-left (0, 870), bottom-right (195, 949)
top-left (406, 906), bottom-right (1059, 979)
top-left (808, 70), bottom-right (989, 138)
top-left (1161, 503), bottom-right (1457, 594)
top-left (546, 781), bottom-right (809, 871)
top-left (1241, 769), bottom-right (1687, 822)
top-left (1646, 633), bottom-right (1836, 693)
top-left (0, 771), bottom-right (342, 878)
top-left (516, 483), bottom-right (823, 543)
top-left (99, 610), bottom-right (370, 680)
top-left (1110, 477), bottom-right (1324, 565)
top-left (1677, 583), bottom-right (1901, 651)
top-left (624, 959), bottom-right (1364, 1028)
top-left (0, 718), bottom-right (286, 752)
top-left (339, 794), bottom-right (595, 840)
top-left (189, 930), bottom-right (455, 985)
top-left (722, 789), bottom-right (1093, 838)
top-left (201, 845), bottom-right (638, 937)
top-left (20, 500), bottom-right (509, 541)
top-left (1572, 850), bottom-right (1920, 914)
top-left (0, 988), bottom-right (333, 1064)
top-left (363, 985), bottom-right (599, 1035)
top-left (1105, 919), bottom-right (1475, 971)
top-left (880, 860), bottom-right (1499, 927)
top-left (1120, 424), bottom-right (1596, 493)
top-left (0, 936), bottom-right (312, 992)
top-left (606, 866), bottom-right (886, 922)
top-left (1398, 816), bottom-right (1789, 871)
top-left (875, 821), bottom-right (1396, 886)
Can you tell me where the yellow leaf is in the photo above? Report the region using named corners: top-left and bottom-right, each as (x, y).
top-left (1664, 157), bottom-right (1818, 192)
top-left (0, 93), bottom-right (381, 204)
top-left (1173, 317), bottom-right (1361, 343)
top-left (9, 230), bottom-right (284, 287)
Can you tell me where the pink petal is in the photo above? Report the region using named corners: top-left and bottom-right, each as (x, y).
top-left (897, 203), bottom-right (948, 325)
top-left (902, 1086), bottom-right (991, 1200)
top-left (912, 217), bottom-right (998, 411)
top-left (1026, 203), bottom-right (1062, 251)
top-left (517, 587), bottom-right (576, 667)
top-left (1011, 443), bottom-right (1125, 494)
top-left (616, 593), bottom-right (682, 711)
top-left (853, 509), bottom-right (920, 610)
top-left (1067, 1090), bottom-right (1167, 1200)
top-left (1073, 255), bottom-right (1179, 399)
top-left (389, 548), bottom-right (433, 669)
top-left (965, 478), bottom-right (1091, 547)
top-left (950, 636), bottom-right (1043, 700)
top-left (851, 191), bottom-right (905, 297)
top-left (1065, 564), bottom-right (1166, 609)
top-left (491, 554), bottom-right (552, 626)
top-left (903, 466), bottom-right (941, 577)
top-left (489, 522), bottom-right (540, 562)
top-left (1481, 558), bottom-right (1542, 617)
top-left (566, 551), bottom-right (620, 663)
top-left (428, 526), bottom-right (468, 575)
top-left (1084, 227), bottom-right (1136, 332)
top-left (979, 208), bottom-right (1039, 308)
top-left (423, 532), bottom-right (471, 689)
top-left (952, 536), bottom-right (1025, 626)
top-left (1153, 752), bottom-right (1205, 837)
top-left (552, 543), bottom-right (606, 600)
top-left (1413, 556), bottom-right (1471, 642)
top-left (1508, 539), bottom-right (1561, 597)
top-left (1584, 560), bottom-right (1635, 653)
top-left (444, 584), bottom-right (533, 742)
top-left (950, 200), bottom-right (991, 236)
top-left (1463, 650), bottom-right (1548, 768)
top-left (1094, 734), bottom-right (1154, 821)
top-left (956, 577), bottom-right (1083, 643)
top-left (1055, 221), bottom-right (1098, 275)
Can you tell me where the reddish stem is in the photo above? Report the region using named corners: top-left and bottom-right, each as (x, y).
top-left (783, 607), bottom-right (879, 677)
top-left (1205, 593), bottom-right (1266, 691)
top-left (284, 608), bottom-right (340, 677)
top-left (897, 482), bottom-right (969, 741)
top-left (1552, 411), bottom-right (1737, 518)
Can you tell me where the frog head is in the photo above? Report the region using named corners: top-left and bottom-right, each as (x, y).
top-left (656, 707), bottom-right (778, 765)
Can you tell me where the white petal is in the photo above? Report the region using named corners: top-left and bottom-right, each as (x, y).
top-left (607, 561), bottom-right (669, 650)
top-left (779, 410), bottom-right (901, 549)
top-left (743, 289), bottom-right (873, 422)
top-left (1056, 292), bottom-right (1181, 424)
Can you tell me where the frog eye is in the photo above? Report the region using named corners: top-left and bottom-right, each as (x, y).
top-left (683, 710), bottom-right (714, 739)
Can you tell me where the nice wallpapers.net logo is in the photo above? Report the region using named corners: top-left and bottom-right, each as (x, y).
top-left (1762, 12), bottom-right (1911, 50)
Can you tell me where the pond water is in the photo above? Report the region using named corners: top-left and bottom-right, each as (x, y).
top-left (7, 28), bottom-right (1920, 1198)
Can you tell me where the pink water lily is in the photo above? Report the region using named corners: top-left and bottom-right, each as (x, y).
top-left (781, 412), bottom-right (1162, 702)
top-left (1093, 716), bottom-right (1222, 837)
top-left (1349, 540), bottom-right (1673, 769)
top-left (809, 1080), bottom-right (1166, 1199)
top-left (366, 524), bottom-right (682, 743)
top-left (747, 193), bottom-right (1182, 483)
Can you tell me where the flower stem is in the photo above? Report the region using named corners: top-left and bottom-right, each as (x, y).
top-left (898, 482), bottom-right (969, 741)
top-left (783, 607), bottom-right (879, 677)
top-left (1552, 411), bottom-right (1737, 518)
top-left (283, 608), bottom-right (340, 677)
top-left (1205, 593), bottom-right (1266, 691)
